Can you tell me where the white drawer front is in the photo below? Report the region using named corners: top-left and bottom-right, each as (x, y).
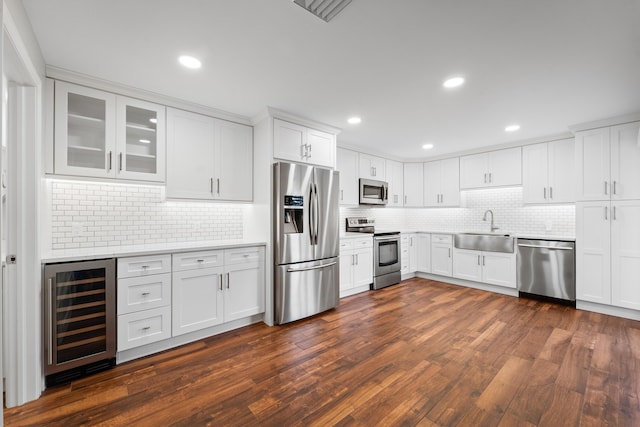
top-left (118, 273), bottom-right (171, 315)
top-left (432, 234), bottom-right (452, 244)
top-left (118, 254), bottom-right (172, 278)
top-left (117, 306), bottom-right (171, 351)
top-left (340, 240), bottom-right (354, 252)
top-left (224, 247), bottom-right (263, 266)
top-left (354, 237), bottom-right (373, 249)
top-left (172, 250), bottom-right (224, 271)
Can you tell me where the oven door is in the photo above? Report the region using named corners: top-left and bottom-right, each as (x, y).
top-left (374, 235), bottom-right (401, 276)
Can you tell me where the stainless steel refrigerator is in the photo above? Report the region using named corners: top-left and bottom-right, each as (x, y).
top-left (273, 161), bottom-right (340, 324)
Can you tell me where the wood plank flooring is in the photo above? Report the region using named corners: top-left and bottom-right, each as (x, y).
top-left (5, 278), bottom-right (640, 426)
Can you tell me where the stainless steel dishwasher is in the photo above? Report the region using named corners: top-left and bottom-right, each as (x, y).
top-left (516, 238), bottom-right (575, 303)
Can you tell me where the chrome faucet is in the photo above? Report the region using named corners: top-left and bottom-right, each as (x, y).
top-left (483, 209), bottom-right (499, 232)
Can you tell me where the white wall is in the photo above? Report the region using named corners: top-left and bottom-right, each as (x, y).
top-left (341, 187), bottom-right (575, 237)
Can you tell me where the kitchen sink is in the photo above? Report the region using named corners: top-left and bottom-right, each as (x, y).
top-left (454, 232), bottom-right (514, 253)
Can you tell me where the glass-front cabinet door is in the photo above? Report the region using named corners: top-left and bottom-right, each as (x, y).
top-left (54, 81), bottom-right (116, 178)
top-left (54, 81), bottom-right (166, 182)
top-left (116, 97), bottom-right (165, 182)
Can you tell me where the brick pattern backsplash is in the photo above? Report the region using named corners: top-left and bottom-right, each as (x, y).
top-left (48, 180), bottom-right (243, 250)
top-left (341, 187), bottom-right (575, 237)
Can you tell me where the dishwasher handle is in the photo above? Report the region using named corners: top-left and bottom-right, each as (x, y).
top-left (517, 243), bottom-right (573, 250)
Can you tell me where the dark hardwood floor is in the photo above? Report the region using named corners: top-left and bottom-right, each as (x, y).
top-left (5, 278), bottom-right (640, 426)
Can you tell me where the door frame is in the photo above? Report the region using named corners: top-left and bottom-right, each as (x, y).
top-left (2, 3), bottom-right (43, 409)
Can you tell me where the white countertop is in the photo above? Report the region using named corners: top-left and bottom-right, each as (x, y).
top-left (342, 230), bottom-right (575, 241)
top-left (42, 239), bottom-right (267, 263)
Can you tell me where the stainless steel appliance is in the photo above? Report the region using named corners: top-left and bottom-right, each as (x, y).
top-left (359, 178), bottom-right (388, 205)
top-left (345, 217), bottom-right (401, 290)
top-left (274, 162), bottom-right (340, 324)
top-left (517, 238), bottom-right (576, 303)
top-left (43, 259), bottom-right (116, 385)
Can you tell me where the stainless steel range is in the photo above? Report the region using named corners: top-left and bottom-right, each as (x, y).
top-left (346, 217), bottom-right (401, 290)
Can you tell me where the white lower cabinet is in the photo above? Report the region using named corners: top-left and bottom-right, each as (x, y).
top-left (577, 200), bottom-right (640, 310)
top-left (401, 233), bottom-right (417, 276)
top-left (416, 234), bottom-right (431, 273)
top-left (339, 237), bottom-right (373, 297)
top-left (172, 266), bottom-right (225, 335)
top-left (431, 234), bottom-right (453, 277)
top-left (172, 247), bottom-right (265, 336)
top-left (453, 249), bottom-right (516, 288)
top-left (117, 255), bottom-right (173, 351)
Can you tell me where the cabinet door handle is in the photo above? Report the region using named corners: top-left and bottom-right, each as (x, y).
top-left (119, 152), bottom-right (123, 172)
top-left (351, 254), bottom-right (355, 265)
top-left (604, 181), bottom-right (608, 195)
top-left (477, 255), bottom-right (481, 265)
top-left (613, 181), bottom-right (617, 195)
top-left (210, 178), bottom-right (214, 193)
top-left (482, 255), bottom-right (485, 266)
top-left (307, 143), bottom-right (312, 158)
top-left (219, 275), bottom-right (223, 291)
top-left (108, 151), bottom-right (113, 171)
top-left (613, 206), bottom-right (617, 220)
top-left (227, 272), bottom-right (230, 289)
top-left (484, 173), bottom-right (487, 183)
top-left (604, 206), bottom-right (608, 220)
top-left (549, 187), bottom-right (553, 199)
top-left (217, 178), bottom-right (220, 195)
top-left (543, 187), bottom-right (547, 199)
top-left (488, 173), bottom-right (492, 183)
top-left (448, 248), bottom-right (451, 258)
top-left (404, 195), bottom-right (407, 204)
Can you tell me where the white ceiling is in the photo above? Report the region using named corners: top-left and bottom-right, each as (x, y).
top-left (21, 0), bottom-right (640, 160)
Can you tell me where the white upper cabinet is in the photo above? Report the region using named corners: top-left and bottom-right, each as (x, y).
top-left (54, 81), bottom-right (166, 182)
top-left (460, 147), bottom-right (522, 189)
top-left (215, 120), bottom-right (253, 201)
top-left (336, 148), bottom-right (359, 205)
top-left (523, 138), bottom-right (575, 204)
top-left (403, 163), bottom-right (424, 207)
top-left (611, 122), bottom-right (640, 200)
top-left (423, 157), bottom-right (460, 207)
top-left (386, 159), bottom-right (404, 207)
top-left (358, 153), bottom-right (386, 180)
top-left (576, 122), bottom-right (640, 202)
top-left (273, 119), bottom-right (335, 168)
top-left (166, 108), bottom-right (253, 201)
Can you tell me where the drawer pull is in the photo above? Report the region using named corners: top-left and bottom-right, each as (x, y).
top-left (141, 326), bottom-right (151, 331)
top-left (141, 292), bottom-right (150, 296)
top-left (141, 265), bottom-right (149, 270)
top-left (196, 259), bottom-right (205, 263)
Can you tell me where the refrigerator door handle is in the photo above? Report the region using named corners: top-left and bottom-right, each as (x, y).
top-left (313, 183), bottom-right (319, 245)
top-left (287, 261), bottom-right (337, 273)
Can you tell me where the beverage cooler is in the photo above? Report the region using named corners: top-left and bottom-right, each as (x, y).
top-left (42, 258), bottom-right (116, 385)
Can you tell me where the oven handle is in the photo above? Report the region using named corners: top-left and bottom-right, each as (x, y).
top-left (374, 236), bottom-right (400, 242)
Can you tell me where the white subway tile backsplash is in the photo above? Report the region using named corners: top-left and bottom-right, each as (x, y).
top-left (48, 180), bottom-right (244, 249)
top-left (341, 187), bottom-right (575, 237)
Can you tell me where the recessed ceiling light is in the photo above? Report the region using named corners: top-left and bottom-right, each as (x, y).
top-left (505, 124), bottom-right (521, 132)
top-left (347, 117), bottom-right (362, 124)
top-left (443, 77), bottom-right (465, 88)
top-left (178, 55), bottom-right (201, 69)
top-left (149, 118), bottom-right (157, 124)
top-left (422, 143), bottom-right (434, 150)
top-left (139, 139), bottom-right (151, 144)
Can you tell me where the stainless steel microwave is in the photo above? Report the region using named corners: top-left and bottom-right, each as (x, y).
top-left (359, 178), bottom-right (388, 205)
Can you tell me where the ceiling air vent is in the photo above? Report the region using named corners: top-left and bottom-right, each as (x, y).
top-left (292, 0), bottom-right (352, 22)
